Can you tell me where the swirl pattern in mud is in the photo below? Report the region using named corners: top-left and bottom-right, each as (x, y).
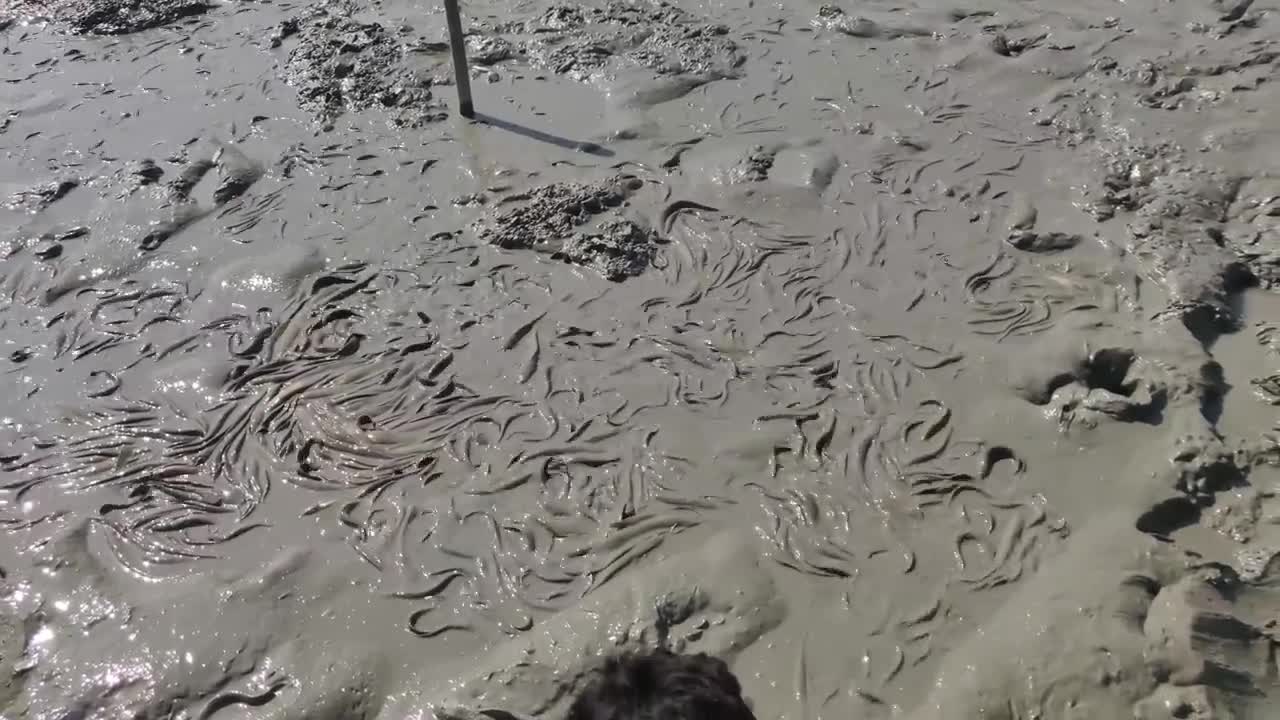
top-left (1, 0), bottom-right (1280, 718)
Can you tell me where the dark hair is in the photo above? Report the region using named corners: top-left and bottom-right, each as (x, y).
top-left (565, 649), bottom-right (756, 720)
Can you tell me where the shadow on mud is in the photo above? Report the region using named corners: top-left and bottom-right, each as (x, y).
top-left (471, 112), bottom-right (614, 157)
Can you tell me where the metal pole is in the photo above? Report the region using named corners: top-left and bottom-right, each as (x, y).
top-left (443, 0), bottom-right (474, 118)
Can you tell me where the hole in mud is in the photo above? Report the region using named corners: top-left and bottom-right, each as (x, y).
top-left (1200, 361), bottom-right (1228, 427)
top-left (980, 445), bottom-right (1024, 479)
top-left (1084, 348), bottom-right (1135, 396)
top-left (1135, 496), bottom-right (1200, 536)
top-left (1198, 456), bottom-right (1246, 493)
top-left (1183, 306), bottom-right (1225, 347)
top-left (1198, 663), bottom-right (1260, 696)
top-left (1183, 275), bottom-right (1252, 348)
top-left (1037, 371), bottom-right (1078, 404)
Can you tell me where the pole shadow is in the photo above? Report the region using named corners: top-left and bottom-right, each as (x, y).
top-left (471, 112), bottom-right (615, 158)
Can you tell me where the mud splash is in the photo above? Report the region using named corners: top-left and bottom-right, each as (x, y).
top-left (1, 0), bottom-right (1279, 718)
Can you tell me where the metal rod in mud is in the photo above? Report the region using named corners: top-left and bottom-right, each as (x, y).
top-left (443, 0), bottom-right (475, 118)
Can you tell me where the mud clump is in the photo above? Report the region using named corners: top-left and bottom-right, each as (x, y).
top-left (283, 4), bottom-right (445, 127)
top-left (14, 0), bottom-right (212, 34)
top-left (558, 219), bottom-right (659, 280)
top-left (5, 178), bottom-right (77, 211)
top-left (1091, 153), bottom-right (1254, 329)
top-left (476, 176), bottom-right (657, 278)
top-left (728, 145), bottom-right (775, 184)
top-left (511, 1), bottom-right (743, 81)
top-left (466, 35), bottom-right (517, 65)
top-left (1007, 230), bottom-right (1082, 252)
top-left (811, 5), bottom-right (932, 39)
top-left (126, 159), bottom-right (164, 188)
top-left (1224, 176), bottom-right (1280, 288)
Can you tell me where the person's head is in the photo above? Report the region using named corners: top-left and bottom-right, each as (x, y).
top-left (565, 649), bottom-right (756, 720)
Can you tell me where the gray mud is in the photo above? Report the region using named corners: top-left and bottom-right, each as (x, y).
top-left (2, 0), bottom-right (1280, 718)
top-left (7, 0), bottom-right (211, 34)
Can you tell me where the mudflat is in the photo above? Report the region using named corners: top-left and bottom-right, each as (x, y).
top-left (1, 0), bottom-right (1279, 717)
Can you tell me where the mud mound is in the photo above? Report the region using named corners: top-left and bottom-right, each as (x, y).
top-left (558, 218), bottom-right (659, 280)
top-left (467, 0), bottom-right (743, 103)
top-left (282, 3), bottom-right (446, 126)
top-left (475, 175), bottom-right (658, 278)
top-left (503, 1), bottom-right (742, 80)
top-left (4, 178), bottom-right (78, 211)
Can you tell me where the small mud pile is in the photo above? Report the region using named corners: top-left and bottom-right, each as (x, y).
top-left (476, 175), bottom-right (658, 279)
top-left (559, 219), bottom-right (659, 280)
top-left (811, 4), bottom-right (933, 40)
top-left (282, 3), bottom-right (446, 126)
top-left (471, 0), bottom-right (743, 97)
top-left (1096, 154), bottom-right (1252, 329)
top-left (4, 178), bottom-right (78, 212)
top-left (523, 1), bottom-right (742, 80)
top-left (7, 0), bottom-right (211, 34)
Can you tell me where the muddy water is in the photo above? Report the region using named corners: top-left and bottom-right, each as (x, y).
top-left (0, 0), bottom-right (1278, 717)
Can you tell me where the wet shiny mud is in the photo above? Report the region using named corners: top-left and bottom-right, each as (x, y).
top-left (1, 0), bottom-right (1280, 717)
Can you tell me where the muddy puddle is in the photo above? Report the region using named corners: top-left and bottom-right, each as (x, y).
top-left (0, 0), bottom-right (1279, 717)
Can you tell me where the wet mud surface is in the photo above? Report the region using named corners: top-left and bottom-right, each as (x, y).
top-left (1, 0), bottom-right (1280, 717)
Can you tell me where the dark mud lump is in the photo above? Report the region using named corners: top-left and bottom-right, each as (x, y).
top-left (476, 176), bottom-right (658, 279)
